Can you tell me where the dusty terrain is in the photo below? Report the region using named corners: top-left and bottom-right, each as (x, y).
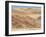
top-left (12, 8), bottom-right (41, 31)
top-left (12, 12), bottom-right (41, 31)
